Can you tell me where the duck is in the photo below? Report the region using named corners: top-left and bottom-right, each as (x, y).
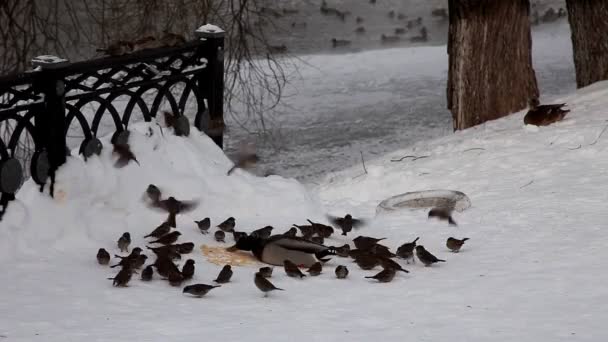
top-left (524, 98), bottom-right (569, 126)
top-left (226, 235), bottom-right (334, 267)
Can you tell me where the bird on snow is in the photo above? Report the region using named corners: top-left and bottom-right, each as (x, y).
top-left (183, 284), bottom-right (220, 297)
top-left (181, 259), bottom-right (195, 280)
top-left (428, 207), bottom-right (457, 226)
top-left (117, 232), bottom-right (131, 252)
top-left (141, 265), bottom-right (154, 281)
top-left (250, 226), bottom-right (274, 239)
top-left (335, 265), bottom-right (349, 279)
top-left (258, 267), bottom-right (273, 278)
top-left (328, 214), bottom-right (365, 236)
top-left (416, 245), bottom-right (446, 266)
top-left (175, 242), bottom-right (195, 254)
top-left (524, 98), bottom-right (569, 126)
top-left (215, 230), bottom-right (226, 243)
top-left (365, 267), bottom-right (396, 283)
top-left (149, 231), bottom-right (181, 245)
top-left (446, 237), bottom-right (469, 253)
top-left (195, 218), bottom-right (211, 234)
top-left (254, 272), bottom-right (284, 297)
top-left (284, 259), bottom-right (306, 278)
top-left (214, 265), bottom-right (233, 284)
top-left (307, 262), bottom-right (323, 276)
top-left (108, 266), bottom-right (136, 287)
top-left (112, 143), bottom-right (139, 168)
top-left (217, 217), bottom-right (236, 232)
top-left (97, 248), bottom-right (111, 265)
top-left (396, 237), bottom-right (419, 263)
top-left (353, 236), bottom-right (386, 251)
top-left (144, 221), bottom-right (172, 239)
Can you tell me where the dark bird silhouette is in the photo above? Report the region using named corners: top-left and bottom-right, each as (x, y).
top-left (284, 259), bottom-right (306, 278)
top-left (149, 231), bottom-right (181, 245)
top-left (524, 98), bottom-right (569, 126)
top-left (311, 236), bottom-right (324, 245)
top-left (175, 242), bottom-right (195, 254)
top-left (283, 227), bottom-right (297, 237)
top-left (183, 284), bottom-right (221, 297)
top-left (333, 244), bottom-right (351, 257)
top-left (365, 267), bottom-right (397, 283)
top-left (150, 196), bottom-right (199, 228)
top-left (97, 248), bottom-right (111, 265)
top-left (108, 266), bottom-right (136, 287)
top-left (353, 236), bottom-right (386, 251)
top-left (144, 221), bottom-right (172, 239)
top-left (97, 40), bottom-right (133, 56)
top-left (181, 259), bottom-right (195, 280)
top-left (307, 219), bottom-right (334, 238)
top-left (112, 143), bottom-right (139, 168)
top-left (254, 272), bottom-right (284, 297)
top-left (446, 237), bottom-right (469, 253)
top-left (117, 232), bottom-right (131, 252)
top-left (416, 245), bottom-right (446, 266)
top-left (293, 224), bottom-right (314, 240)
top-left (167, 269), bottom-right (185, 287)
top-left (328, 214), bottom-right (365, 236)
top-left (250, 226), bottom-right (273, 239)
top-left (353, 254), bottom-right (380, 270)
top-left (195, 218), bottom-right (211, 234)
top-left (335, 265), bottom-right (349, 279)
top-left (147, 246), bottom-right (181, 261)
top-left (232, 231), bottom-right (248, 243)
top-left (428, 207), bottom-right (457, 226)
top-left (133, 254), bottom-right (148, 269)
top-left (379, 257), bottom-right (409, 273)
top-left (145, 184), bottom-right (162, 204)
top-left (141, 265), bottom-right (154, 281)
top-left (396, 237), bottom-right (419, 263)
top-left (307, 262), bottom-right (322, 276)
top-left (111, 247), bottom-right (143, 268)
top-left (153, 256), bottom-right (181, 278)
top-left (160, 31), bottom-right (186, 47)
top-left (331, 38), bottom-right (351, 48)
top-left (214, 265), bottom-right (233, 283)
top-left (258, 266), bottom-right (273, 278)
top-left (369, 244), bottom-right (397, 258)
top-left (215, 230), bottom-right (226, 243)
top-left (217, 217), bottom-right (236, 232)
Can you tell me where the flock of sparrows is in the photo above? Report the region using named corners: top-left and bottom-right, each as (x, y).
top-left (97, 183), bottom-right (469, 297)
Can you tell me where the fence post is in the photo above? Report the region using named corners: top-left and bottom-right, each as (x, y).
top-left (32, 55), bottom-right (68, 197)
top-left (195, 25), bottom-right (225, 149)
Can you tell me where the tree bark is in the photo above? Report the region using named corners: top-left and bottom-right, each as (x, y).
top-left (447, 0), bottom-right (539, 131)
top-left (566, 0), bottom-right (608, 88)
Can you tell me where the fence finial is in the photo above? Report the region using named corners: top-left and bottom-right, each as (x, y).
top-left (195, 24), bottom-right (225, 39)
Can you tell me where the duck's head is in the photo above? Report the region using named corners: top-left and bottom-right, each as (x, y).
top-left (226, 235), bottom-right (262, 252)
top-left (529, 97), bottom-right (540, 109)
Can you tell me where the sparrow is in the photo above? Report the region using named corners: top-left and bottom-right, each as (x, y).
top-left (283, 259), bottom-right (306, 278)
top-left (97, 40), bottom-right (133, 56)
top-left (258, 267), bottom-right (273, 278)
top-left (353, 236), bottom-right (386, 251)
top-left (117, 232), bottom-right (131, 252)
top-left (378, 257), bottom-right (409, 273)
top-left (153, 257), bottom-right (181, 278)
top-left (227, 144), bottom-right (260, 175)
top-left (141, 265), bottom-right (154, 281)
top-left (307, 219), bottom-right (334, 238)
top-left (311, 236), bottom-right (324, 245)
top-left (293, 224), bottom-right (314, 240)
top-left (97, 248), bottom-right (111, 265)
top-left (428, 207), bottom-right (457, 226)
top-left (283, 227), bottom-right (298, 237)
top-left (108, 266), bottom-right (136, 287)
top-left (144, 221), bottom-right (172, 239)
top-left (446, 237), bottom-right (469, 253)
top-left (369, 244), bottom-right (397, 258)
top-left (214, 265), bottom-right (233, 283)
top-left (215, 230), bottom-right (226, 242)
top-left (175, 242), bottom-right (195, 254)
top-left (416, 245), bottom-right (446, 266)
top-left (150, 196), bottom-right (199, 227)
top-left (167, 269), bottom-right (185, 287)
top-left (149, 231), bottom-right (181, 245)
top-left (111, 247), bottom-right (143, 268)
top-left (195, 218), bottom-right (211, 234)
top-left (307, 262), bottom-right (322, 276)
top-left (353, 254), bottom-right (380, 270)
top-left (250, 226), bottom-right (273, 239)
top-left (181, 259), bottom-right (195, 280)
top-left (183, 284), bottom-right (221, 297)
top-left (147, 246), bottom-right (181, 261)
top-left (133, 254), bottom-right (148, 269)
top-left (232, 231), bottom-right (248, 243)
top-left (254, 272), bottom-right (284, 297)
top-left (333, 244), bottom-right (351, 257)
top-left (328, 214), bottom-right (365, 236)
top-left (365, 267), bottom-right (396, 283)
top-left (217, 217), bottom-right (236, 232)
top-left (112, 143), bottom-right (139, 168)
top-left (145, 184), bottom-right (162, 204)
top-left (335, 265), bottom-right (349, 279)
top-left (396, 237), bottom-right (419, 263)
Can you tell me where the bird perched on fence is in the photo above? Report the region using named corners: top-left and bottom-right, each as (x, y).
top-left (183, 284), bottom-right (221, 297)
top-left (524, 98), bottom-right (569, 126)
top-left (416, 245), bottom-right (446, 266)
top-left (217, 217), bottom-right (236, 232)
top-left (328, 214), bottom-right (365, 236)
top-left (112, 143), bottom-right (139, 168)
top-left (214, 265), bottom-right (233, 284)
top-left (446, 237), bottom-right (469, 253)
top-left (97, 40), bottom-right (133, 56)
top-left (428, 207), bottom-right (457, 226)
top-left (254, 272), bottom-right (284, 297)
top-left (365, 267), bottom-right (397, 283)
top-left (195, 218), bottom-right (211, 234)
top-left (396, 237), bottom-right (419, 264)
top-left (335, 265), bottom-right (349, 279)
top-left (144, 221), bottom-right (172, 239)
top-left (97, 248), bottom-right (111, 265)
top-left (117, 232), bottom-right (131, 252)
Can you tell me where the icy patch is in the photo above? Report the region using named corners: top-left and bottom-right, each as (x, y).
top-left (376, 190), bottom-right (471, 214)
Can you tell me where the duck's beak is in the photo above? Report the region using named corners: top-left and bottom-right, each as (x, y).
top-left (226, 245), bottom-right (239, 252)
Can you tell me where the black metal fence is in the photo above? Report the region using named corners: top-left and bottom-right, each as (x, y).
top-left (0, 25), bottom-right (225, 220)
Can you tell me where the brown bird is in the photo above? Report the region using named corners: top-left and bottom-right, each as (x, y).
top-left (353, 254), bottom-right (380, 270)
top-left (283, 259), bottom-right (306, 278)
top-left (149, 231), bottom-right (181, 245)
top-left (258, 266), bottom-right (273, 278)
top-left (195, 218), bottom-right (211, 234)
top-left (153, 257), bottom-right (181, 278)
top-left (311, 236), bottom-right (324, 245)
top-left (353, 236), bottom-right (386, 251)
top-left (112, 143), bottom-right (139, 168)
top-left (333, 244), bottom-right (351, 257)
top-left (217, 217), bottom-right (236, 232)
top-left (97, 40), bottom-right (133, 56)
top-left (214, 265), bottom-right (233, 283)
top-left (379, 257), bottom-right (409, 273)
top-left (111, 247), bottom-right (143, 268)
top-left (141, 265), bottom-right (154, 281)
top-left (227, 144), bottom-right (260, 175)
top-left (335, 265), bottom-right (349, 279)
top-left (117, 232), bottom-right (131, 252)
top-left (97, 248), bottom-right (111, 265)
top-left (147, 246), bottom-right (181, 261)
top-left (416, 245), bottom-right (446, 266)
top-left (167, 269), bottom-right (185, 286)
top-left (396, 237), bottom-right (419, 263)
top-left (369, 244), bottom-right (397, 258)
top-left (133, 254), bottom-right (148, 269)
top-left (307, 262), bottom-right (322, 276)
top-left (254, 272), bottom-right (284, 297)
top-left (428, 207), bottom-right (457, 226)
top-left (175, 242), bottom-right (195, 254)
top-left (232, 231), bottom-right (248, 242)
top-left (283, 227), bottom-right (298, 237)
top-left (144, 221), bottom-right (172, 239)
top-left (181, 259), bottom-right (195, 280)
top-left (183, 284), bottom-right (220, 297)
top-left (365, 267), bottom-right (396, 283)
top-left (307, 219), bottom-right (334, 238)
top-left (328, 214), bottom-right (365, 236)
top-left (294, 224), bottom-right (314, 240)
top-left (446, 237), bottom-right (469, 253)
top-left (108, 266), bottom-right (136, 287)
top-left (215, 230), bottom-right (226, 243)
top-left (524, 98), bottom-right (569, 126)
top-left (251, 226), bottom-right (273, 239)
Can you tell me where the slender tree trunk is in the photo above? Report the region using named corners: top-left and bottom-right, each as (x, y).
top-left (566, 0), bottom-right (608, 88)
top-left (447, 0), bottom-right (539, 131)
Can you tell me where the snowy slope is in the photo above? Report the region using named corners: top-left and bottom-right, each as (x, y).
top-left (2, 82), bottom-right (608, 341)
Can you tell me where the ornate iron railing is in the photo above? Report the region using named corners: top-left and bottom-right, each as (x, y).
top-left (0, 25), bottom-right (225, 220)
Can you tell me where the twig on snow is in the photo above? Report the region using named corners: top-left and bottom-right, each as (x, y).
top-left (568, 144), bottom-right (582, 150)
top-left (520, 180), bottom-right (534, 189)
top-left (588, 122), bottom-right (608, 146)
top-left (353, 151), bottom-right (368, 179)
top-left (390, 155), bottom-right (429, 162)
top-left (462, 147), bottom-right (486, 152)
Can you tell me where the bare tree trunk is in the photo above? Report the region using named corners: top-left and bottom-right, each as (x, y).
top-left (447, 0), bottom-right (539, 130)
top-left (566, 0), bottom-right (608, 88)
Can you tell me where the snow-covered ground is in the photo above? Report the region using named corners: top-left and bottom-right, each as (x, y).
top-left (2, 74), bottom-right (608, 340)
